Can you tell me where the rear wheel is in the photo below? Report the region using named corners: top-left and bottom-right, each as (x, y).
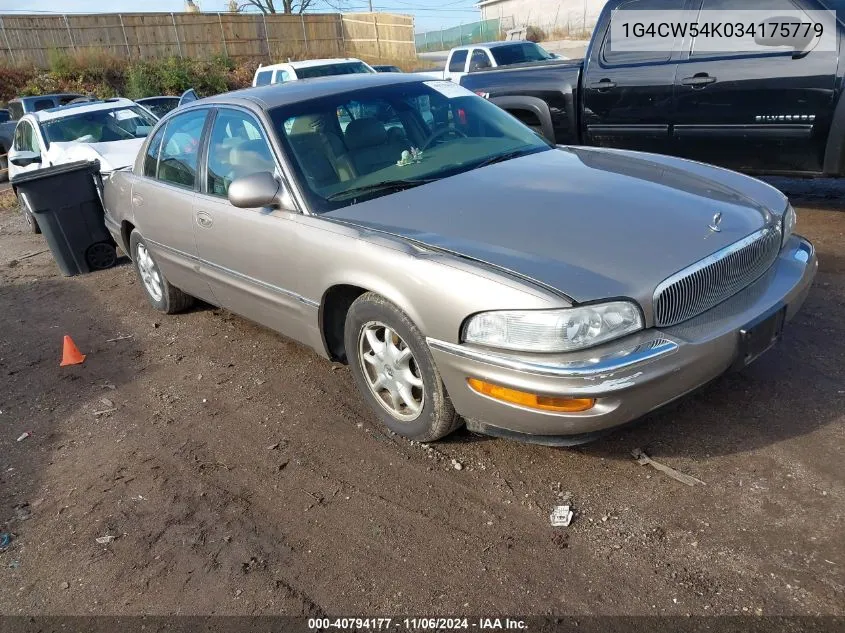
top-left (344, 292), bottom-right (461, 442)
top-left (130, 230), bottom-right (194, 314)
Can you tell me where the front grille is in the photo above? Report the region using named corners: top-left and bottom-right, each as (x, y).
top-left (653, 227), bottom-right (782, 327)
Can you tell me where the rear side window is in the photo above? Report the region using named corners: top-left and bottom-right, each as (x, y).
top-left (449, 50), bottom-right (468, 72)
top-left (255, 70), bottom-right (273, 86)
top-left (601, 0), bottom-right (683, 65)
top-left (470, 49), bottom-right (492, 71)
top-left (8, 102), bottom-right (23, 120)
top-left (33, 99), bottom-right (55, 112)
top-left (274, 70), bottom-right (291, 84)
top-left (143, 124), bottom-right (167, 177)
top-left (156, 109), bottom-right (208, 189)
top-left (295, 62), bottom-right (374, 79)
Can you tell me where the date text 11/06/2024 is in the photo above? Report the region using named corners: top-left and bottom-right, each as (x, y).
top-left (307, 618), bottom-right (528, 630)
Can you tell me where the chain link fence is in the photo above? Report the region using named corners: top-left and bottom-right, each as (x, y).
top-left (414, 18), bottom-right (501, 53)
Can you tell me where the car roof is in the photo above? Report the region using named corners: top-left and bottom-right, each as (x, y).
top-left (256, 58), bottom-right (368, 72)
top-left (201, 72), bottom-right (427, 110)
top-left (12, 93), bottom-right (84, 104)
top-left (453, 40), bottom-right (532, 51)
top-left (30, 98), bottom-right (139, 122)
top-left (137, 96), bottom-right (179, 102)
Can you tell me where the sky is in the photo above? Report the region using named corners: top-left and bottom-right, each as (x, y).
top-left (0, 0), bottom-right (482, 32)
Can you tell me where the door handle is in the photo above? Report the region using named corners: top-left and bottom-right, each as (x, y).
top-left (681, 74), bottom-right (717, 88)
top-left (590, 79), bottom-right (617, 90)
top-left (196, 211), bottom-right (213, 229)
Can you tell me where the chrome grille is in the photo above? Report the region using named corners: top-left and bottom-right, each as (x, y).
top-left (653, 227), bottom-right (781, 327)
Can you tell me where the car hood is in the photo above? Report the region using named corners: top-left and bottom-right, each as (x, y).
top-left (47, 138), bottom-right (145, 173)
top-left (326, 146), bottom-right (787, 314)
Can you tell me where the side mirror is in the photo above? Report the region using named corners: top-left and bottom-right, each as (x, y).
top-left (10, 151), bottom-right (41, 167)
top-left (228, 171), bottom-right (287, 209)
top-left (178, 89), bottom-right (199, 106)
top-left (754, 16), bottom-right (815, 50)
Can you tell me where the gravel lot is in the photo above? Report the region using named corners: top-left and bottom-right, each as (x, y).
top-left (0, 181), bottom-right (842, 616)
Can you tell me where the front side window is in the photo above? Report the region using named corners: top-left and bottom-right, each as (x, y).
top-left (41, 106), bottom-right (158, 144)
top-left (206, 109), bottom-right (276, 198)
top-left (601, 0), bottom-right (683, 65)
top-left (448, 50), bottom-right (468, 72)
top-left (156, 109), bottom-right (208, 189)
top-left (295, 62), bottom-right (374, 79)
top-left (13, 121), bottom-right (37, 152)
top-left (272, 81), bottom-right (551, 212)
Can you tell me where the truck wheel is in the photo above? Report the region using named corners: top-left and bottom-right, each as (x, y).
top-left (130, 230), bottom-right (194, 314)
top-left (344, 292), bottom-right (462, 442)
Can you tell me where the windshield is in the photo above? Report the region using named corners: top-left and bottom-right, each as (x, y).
top-left (270, 80), bottom-right (551, 212)
top-left (490, 42), bottom-right (555, 65)
top-left (41, 106), bottom-right (158, 145)
top-left (296, 62), bottom-right (374, 79)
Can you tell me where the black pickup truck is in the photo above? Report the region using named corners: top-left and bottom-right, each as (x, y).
top-left (460, 0), bottom-right (845, 177)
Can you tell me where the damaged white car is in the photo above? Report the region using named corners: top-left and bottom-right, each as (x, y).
top-left (8, 98), bottom-right (158, 232)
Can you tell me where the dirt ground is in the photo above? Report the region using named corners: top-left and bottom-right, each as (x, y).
top-left (0, 182), bottom-right (842, 617)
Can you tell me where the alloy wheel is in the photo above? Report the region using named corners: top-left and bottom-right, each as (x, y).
top-left (358, 321), bottom-right (425, 421)
top-left (136, 242), bottom-right (163, 302)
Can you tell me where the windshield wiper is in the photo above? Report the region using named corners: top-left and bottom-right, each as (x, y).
top-left (473, 150), bottom-right (534, 170)
top-left (326, 178), bottom-right (436, 202)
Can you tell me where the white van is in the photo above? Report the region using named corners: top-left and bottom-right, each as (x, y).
top-left (251, 58), bottom-right (376, 87)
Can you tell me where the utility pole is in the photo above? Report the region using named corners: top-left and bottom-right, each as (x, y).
top-left (368, 0), bottom-right (373, 10)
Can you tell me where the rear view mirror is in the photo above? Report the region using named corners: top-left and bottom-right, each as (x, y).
top-left (754, 16), bottom-right (815, 50)
top-left (228, 171), bottom-right (285, 209)
top-left (10, 151), bottom-right (41, 167)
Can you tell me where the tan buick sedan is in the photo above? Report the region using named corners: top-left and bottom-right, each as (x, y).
top-left (103, 74), bottom-right (816, 445)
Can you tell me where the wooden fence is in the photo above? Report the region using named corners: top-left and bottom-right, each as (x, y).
top-left (0, 11), bottom-right (416, 67)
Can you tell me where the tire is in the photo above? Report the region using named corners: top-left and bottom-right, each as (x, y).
top-left (0, 147), bottom-right (8, 184)
top-left (129, 230), bottom-right (194, 314)
top-left (85, 241), bottom-right (117, 270)
top-left (18, 191), bottom-right (41, 234)
top-left (344, 292), bottom-right (461, 442)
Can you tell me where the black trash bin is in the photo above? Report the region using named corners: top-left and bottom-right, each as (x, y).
top-left (11, 160), bottom-right (117, 276)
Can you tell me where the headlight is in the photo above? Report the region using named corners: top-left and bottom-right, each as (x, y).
top-left (782, 204), bottom-right (796, 248)
top-left (463, 301), bottom-right (644, 353)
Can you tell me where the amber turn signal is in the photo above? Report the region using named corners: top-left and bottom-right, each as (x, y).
top-left (467, 378), bottom-right (596, 413)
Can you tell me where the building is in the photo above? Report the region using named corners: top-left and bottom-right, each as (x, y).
top-left (476, 0), bottom-right (605, 35)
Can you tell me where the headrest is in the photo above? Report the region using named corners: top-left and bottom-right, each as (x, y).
top-left (344, 117), bottom-right (387, 150)
top-left (290, 114), bottom-right (330, 136)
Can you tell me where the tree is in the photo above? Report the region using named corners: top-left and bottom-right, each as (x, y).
top-left (233, 0), bottom-right (349, 14)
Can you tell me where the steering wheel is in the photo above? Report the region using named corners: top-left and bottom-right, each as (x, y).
top-left (421, 126), bottom-right (468, 150)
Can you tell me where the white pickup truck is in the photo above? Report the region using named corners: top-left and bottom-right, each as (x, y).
top-left (418, 41), bottom-right (565, 82)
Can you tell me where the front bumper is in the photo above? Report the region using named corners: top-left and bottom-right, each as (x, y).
top-left (428, 236), bottom-right (817, 444)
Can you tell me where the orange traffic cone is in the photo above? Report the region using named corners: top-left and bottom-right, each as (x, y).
top-left (60, 335), bottom-right (86, 367)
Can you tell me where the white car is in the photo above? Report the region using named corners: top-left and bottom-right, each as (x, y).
top-left (251, 58), bottom-right (376, 87)
top-left (422, 41), bottom-right (567, 83)
top-left (8, 98), bottom-right (158, 232)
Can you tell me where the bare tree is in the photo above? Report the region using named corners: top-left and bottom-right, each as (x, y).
top-left (235, 0), bottom-right (347, 13)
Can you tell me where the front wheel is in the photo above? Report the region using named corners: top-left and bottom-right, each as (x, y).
top-left (130, 230), bottom-right (194, 314)
top-left (18, 191), bottom-right (41, 234)
top-left (344, 292), bottom-right (461, 442)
